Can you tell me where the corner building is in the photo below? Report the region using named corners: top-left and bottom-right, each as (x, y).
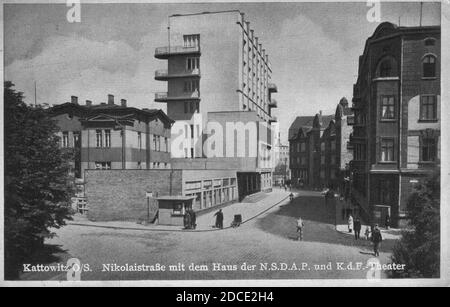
top-left (349, 23), bottom-right (440, 227)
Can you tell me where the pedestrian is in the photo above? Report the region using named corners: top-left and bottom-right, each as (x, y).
top-left (190, 209), bottom-right (197, 229)
top-left (365, 226), bottom-right (371, 241)
top-left (296, 217), bottom-right (304, 241)
top-left (289, 192), bottom-right (294, 201)
top-left (353, 218), bottom-right (361, 240)
top-left (371, 224), bottom-right (383, 257)
top-left (348, 214), bottom-right (353, 233)
top-left (284, 184), bottom-right (287, 191)
top-left (385, 215), bottom-right (391, 229)
top-left (214, 209), bottom-right (224, 229)
top-left (183, 210), bottom-right (191, 230)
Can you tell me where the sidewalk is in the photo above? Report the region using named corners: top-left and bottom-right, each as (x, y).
top-left (336, 224), bottom-right (402, 240)
top-left (68, 189), bottom-right (290, 232)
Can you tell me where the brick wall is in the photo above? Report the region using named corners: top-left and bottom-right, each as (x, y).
top-left (85, 169), bottom-right (182, 221)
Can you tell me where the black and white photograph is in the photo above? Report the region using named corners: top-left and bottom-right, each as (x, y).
top-left (1, 0), bottom-right (448, 286)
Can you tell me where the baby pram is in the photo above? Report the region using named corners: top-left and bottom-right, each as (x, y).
top-left (231, 214), bottom-right (242, 228)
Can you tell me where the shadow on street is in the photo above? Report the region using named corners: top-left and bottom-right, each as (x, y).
top-left (256, 191), bottom-right (398, 253)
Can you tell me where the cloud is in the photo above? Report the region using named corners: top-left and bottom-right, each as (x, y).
top-left (267, 14), bottom-right (362, 143)
top-left (5, 24), bottom-right (168, 111)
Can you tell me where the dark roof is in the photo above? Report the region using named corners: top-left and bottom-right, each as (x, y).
top-left (49, 102), bottom-right (174, 125)
top-left (288, 116), bottom-right (315, 139)
top-left (318, 115), bottom-right (334, 130)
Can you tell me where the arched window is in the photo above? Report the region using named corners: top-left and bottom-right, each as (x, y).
top-left (376, 56), bottom-right (398, 78)
top-left (423, 55), bottom-right (436, 78)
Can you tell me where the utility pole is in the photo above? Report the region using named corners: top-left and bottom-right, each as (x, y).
top-left (419, 2), bottom-right (423, 27)
top-left (34, 81), bottom-right (37, 107)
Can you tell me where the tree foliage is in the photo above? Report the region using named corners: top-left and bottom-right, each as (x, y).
top-left (4, 81), bottom-right (74, 279)
top-left (391, 171), bottom-right (440, 278)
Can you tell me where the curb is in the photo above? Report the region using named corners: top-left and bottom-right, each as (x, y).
top-left (67, 194), bottom-right (290, 233)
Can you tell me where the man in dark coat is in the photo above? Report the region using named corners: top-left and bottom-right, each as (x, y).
top-left (190, 209), bottom-right (197, 229)
top-left (371, 224), bottom-right (383, 256)
top-left (353, 218), bottom-right (362, 240)
top-left (214, 209), bottom-right (224, 229)
top-left (183, 211), bottom-right (191, 229)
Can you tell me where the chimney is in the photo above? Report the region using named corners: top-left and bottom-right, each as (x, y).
top-left (108, 94), bottom-right (114, 105)
top-left (71, 96), bottom-right (78, 105)
top-left (85, 100), bottom-right (92, 107)
top-left (121, 99), bottom-right (127, 107)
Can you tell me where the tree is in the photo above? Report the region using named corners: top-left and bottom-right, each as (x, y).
top-left (391, 171), bottom-right (440, 278)
top-left (4, 81), bottom-right (74, 279)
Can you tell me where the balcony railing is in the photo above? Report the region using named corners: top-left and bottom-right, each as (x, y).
top-left (154, 91), bottom-right (200, 102)
top-left (155, 45), bottom-right (201, 59)
top-left (154, 68), bottom-right (201, 80)
top-left (269, 99), bottom-right (278, 108)
top-left (268, 83), bottom-right (278, 93)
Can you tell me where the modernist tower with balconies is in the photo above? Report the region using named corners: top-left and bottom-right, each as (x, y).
top-left (154, 10), bottom-right (278, 199)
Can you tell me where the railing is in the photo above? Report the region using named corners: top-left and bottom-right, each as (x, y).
top-left (269, 99), bottom-right (278, 108)
top-left (155, 45), bottom-right (200, 57)
top-left (155, 69), bottom-right (201, 79)
top-left (268, 83), bottom-right (278, 92)
top-left (155, 91), bottom-right (200, 101)
top-left (155, 92), bottom-right (168, 100)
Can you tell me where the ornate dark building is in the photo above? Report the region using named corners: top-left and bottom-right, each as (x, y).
top-left (349, 22), bottom-right (440, 227)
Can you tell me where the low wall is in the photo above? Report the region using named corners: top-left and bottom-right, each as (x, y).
top-left (84, 169), bottom-right (182, 221)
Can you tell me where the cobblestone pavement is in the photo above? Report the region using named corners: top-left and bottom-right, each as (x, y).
top-left (21, 189), bottom-right (399, 281)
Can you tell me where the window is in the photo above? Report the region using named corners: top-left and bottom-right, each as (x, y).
top-left (421, 138), bottom-right (437, 162)
top-left (104, 130), bottom-right (111, 148)
top-left (62, 132), bottom-right (69, 148)
top-left (137, 132), bottom-right (142, 150)
top-left (164, 137), bottom-right (168, 152)
top-left (331, 155), bottom-right (336, 165)
top-left (153, 135), bottom-right (158, 151)
top-left (321, 142), bottom-right (325, 152)
top-left (184, 80), bottom-right (199, 93)
top-left (173, 203), bottom-right (183, 215)
top-left (380, 139), bottom-right (395, 162)
top-left (183, 34), bottom-right (200, 48)
top-left (380, 96), bottom-right (395, 119)
top-left (301, 142), bottom-right (306, 152)
top-left (187, 57), bottom-right (200, 70)
top-left (423, 55), bottom-right (436, 78)
top-left (184, 101), bottom-right (189, 113)
top-left (96, 130), bottom-right (103, 147)
top-left (321, 156), bottom-right (325, 165)
top-left (420, 95), bottom-right (437, 120)
top-left (73, 132), bottom-right (80, 147)
top-left (95, 162), bottom-right (111, 170)
top-left (331, 140), bottom-right (336, 151)
top-left (377, 56), bottom-right (397, 77)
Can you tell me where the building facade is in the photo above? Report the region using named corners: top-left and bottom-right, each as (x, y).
top-left (154, 10), bottom-right (278, 200)
top-left (349, 22), bottom-right (440, 227)
top-left (50, 95), bottom-right (173, 178)
top-left (289, 98), bottom-right (353, 190)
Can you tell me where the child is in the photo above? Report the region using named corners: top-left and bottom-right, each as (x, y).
top-left (365, 226), bottom-right (371, 240)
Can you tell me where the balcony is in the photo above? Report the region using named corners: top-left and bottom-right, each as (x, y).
top-left (268, 83), bottom-right (278, 93)
top-left (154, 69), bottom-right (201, 81)
top-left (269, 116), bottom-right (278, 123)
top-left (154, 45), bottom-right (201, 59)
top-left (268, 99), bottom-right (278, 108)
top-left (154, 91), bottom-right (200, 103)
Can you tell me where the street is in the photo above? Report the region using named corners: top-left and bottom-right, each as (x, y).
top-left (22, 189), bottom-right (398, 281)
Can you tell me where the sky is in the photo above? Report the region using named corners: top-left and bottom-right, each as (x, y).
top-left (4, 1), bottom-right (441, 144)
